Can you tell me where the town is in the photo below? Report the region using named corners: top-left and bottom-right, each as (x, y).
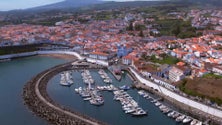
top-left (1, 2), bottom-right (222, 124)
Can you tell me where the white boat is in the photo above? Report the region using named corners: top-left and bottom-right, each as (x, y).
top-left (89, 98), bottom-right (104, 106)
top-left (183, 116), bottom-right (192, 124)
top-left (60, 71), bottom-right (73, 86)
top-left (176, 114), bottom-right (186, 122)
top-left (74, 88), bottom-right (80, 93)
top-left (83, 97), bottom-right (92, 101)
top-left (172, 112), bottom-right (180, 119)
top-left (151, 99), bottom-right (157, 103)
top-left (131, 109), bottom-right (147, 116)
top-left (125, 108), bottom-right (136, 114)
top-left (190, 119), bottom-right (202, 125)
top-left (167, 111), bottom-right (175, 117)
top-left (155, 102), bottom-right (161, 106)
top-left (104, 78), bottom-right (112, 83)
top-left (138, 90), bottom-right (145, 96)
top-left (162, 108), bottom-right (171, 114)
top-left (196, 121), bottom-right (202, 125)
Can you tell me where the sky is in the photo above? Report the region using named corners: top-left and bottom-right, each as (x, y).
top-left (0, 0), bottom-right (160, 11)
top-left (0, 0), bottom-right (65, 11)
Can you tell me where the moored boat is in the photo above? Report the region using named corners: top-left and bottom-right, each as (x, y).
top-left (83, 97), bottom-right (92, 101)
top-left (190, 119), bottom-right (202, 125)
top-left (183, 116), bottom-right (192, 124)
top-left (172, 112), bottom-right (180, 119)
top-left (60, 71), bottom-right (74, 86)
top-left (119, 85), bottom-right (131, 91)
top-left (167, 111), bottom-right (175, 117)
top-left (176, 114), bottom-right (186, 122)
top-left (131, 108), bottom-right (147, 116)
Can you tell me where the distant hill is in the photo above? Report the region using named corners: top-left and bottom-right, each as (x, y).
top-left (28, 0), bottom-right (104, 11)
top-left (171, 0), bottom-right (222, 7)
top-left (85, 1), bottom-right (165, 10)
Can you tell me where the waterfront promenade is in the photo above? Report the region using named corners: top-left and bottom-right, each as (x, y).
top-left (23, 61), bottom-right (106, 125)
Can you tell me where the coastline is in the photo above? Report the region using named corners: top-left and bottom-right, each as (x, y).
top-left (39, 54), bottom-right (76, 60)
top-left (0, 51), bottom-right (80, 62)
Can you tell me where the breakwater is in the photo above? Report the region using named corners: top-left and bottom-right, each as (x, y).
top-left (23, 61), bottom-right (106, 125)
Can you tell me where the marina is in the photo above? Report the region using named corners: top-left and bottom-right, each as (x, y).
top-left (75, 70), bottom-right (146, 116)
top-left (47, 69), bottom-right (178, 125)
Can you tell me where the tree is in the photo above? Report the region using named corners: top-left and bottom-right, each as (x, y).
top-left (126, 21), bottom-right (133, 31)
top-left (134, 24), bottom-right (146, 31)
top-left (139, 30), bottom-right (144, 37)
top-left (171, 25), bottom-right (181, 36)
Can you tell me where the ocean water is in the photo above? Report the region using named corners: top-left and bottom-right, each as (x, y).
top-left (0, 56), bottom-right (67, 125)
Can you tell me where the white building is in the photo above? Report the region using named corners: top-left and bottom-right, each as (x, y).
top-left (151, 75), bottom-right (176, 91)
top-left (89, 52), bottom-right (115, 61)
top-left (122, 55), bottom-right (133, 65)
top-left (169, 66), bottom-right (185, 82)
top-left (212, 66), bottom-right (222, 75)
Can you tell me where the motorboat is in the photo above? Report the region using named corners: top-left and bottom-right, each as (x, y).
top-left (131, 108), bottom-right (147, 116)
top-left (83, 97), bottom-right (92, 101)
top-left (155, 102), bottom-right (161, 106)
top-left (172, 112), bottom-right (180, 119)
top-left (183, 116), bottom-right (192, 124)
top-left (190, 119), bottom-right (202, 125)
top-left (167, 111), bottom-right (175, 117)
top-left (176, 114), bottom-right (186, 122)
top-left (119, 85), bottom-right (131, 91)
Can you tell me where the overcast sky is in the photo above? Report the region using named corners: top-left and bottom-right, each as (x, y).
top-left (0, 0), bottom-right (160, 11)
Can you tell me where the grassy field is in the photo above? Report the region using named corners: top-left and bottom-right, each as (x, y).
top-left (203, 73), bottom-right (222, 79)
top-left (150, 54), bottom-right (179, 65)
top-left (178, 78), bottom-right (222, 105)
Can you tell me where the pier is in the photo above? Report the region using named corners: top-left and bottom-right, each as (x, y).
top-left (108, 67), bottom-right (121, 81)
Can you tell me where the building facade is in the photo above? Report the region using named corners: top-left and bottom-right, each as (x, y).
top-left (169, 66), bottom-right (185, 82)
top-left (212, 66), bottom-right (222, 75)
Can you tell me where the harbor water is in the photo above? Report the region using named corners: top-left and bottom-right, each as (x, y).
top-left (0, 56), bottom-right (67, 125)
top-left (47, 69), bottom-right (180, 125)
